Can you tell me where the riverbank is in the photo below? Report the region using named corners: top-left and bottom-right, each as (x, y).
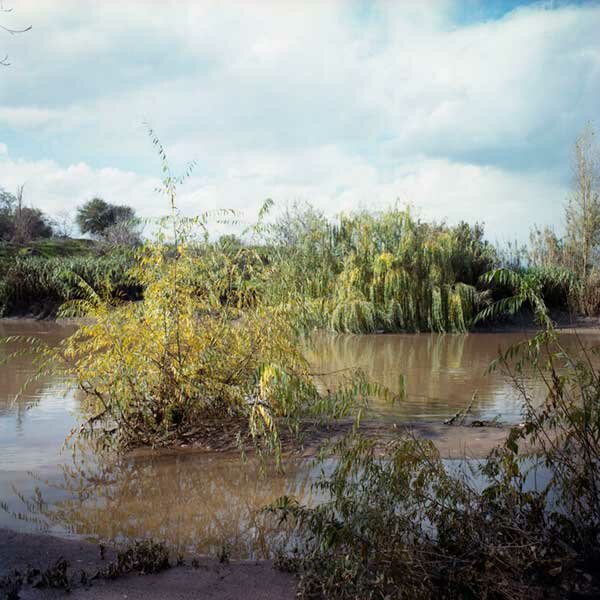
top-left (0, 529), bottom-right (296, 599)
top-left (153, 419), bottom-right (512, 460)
top-left (3, 308), bottom-right (600, 333)
top-left (471, 309), bottom-right (600, 333)
top-left (0, 423), bottom-right (515, 600)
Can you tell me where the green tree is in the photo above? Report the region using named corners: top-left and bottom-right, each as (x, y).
top-left (0, 187), bottom-right (16, 240)
top-left (76, 197), bottom-right (136, 238)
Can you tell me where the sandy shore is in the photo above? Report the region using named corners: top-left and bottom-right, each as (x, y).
top-left (0, 529), bottom-right (296, 600)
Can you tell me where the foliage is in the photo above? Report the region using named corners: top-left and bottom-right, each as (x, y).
top-left (0, 574), bottom-right (21, 600)
top-left (528, 226), bottom-right (563, 270)
top-left (35, 559), bottom-right (70, 591)
top-left (1, 237), bottom-right (96, 258)
top-left (47, 220), bottom-right (381, 453)
top-left (104, 540), bottom-right (170, 577)
top-left (272, 435), bottom-right (597, 598)
top-left (521, 125), bottom-right (600, 316)
top-left (474, 266), bottom-right (577, 326)
top-left (0, 541), bottom-right (171, 598)
top-left (0, 187), bottom-right (53, 243)
top-left (76, 197), bottom-right (137, 239)
top-left (565, 124), bottom-right (600, 281)
top-left (485, 331), bottom-right (600, 554)
top-left (265, 205), bottom-right (496, 333)
top-left (270, 287), bottom-right (600, 599)
top-left (0, 251), bottom-right (137, 316)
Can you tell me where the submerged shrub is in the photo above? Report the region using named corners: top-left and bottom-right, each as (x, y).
top-left (55, 228), bottom-right (335, 452)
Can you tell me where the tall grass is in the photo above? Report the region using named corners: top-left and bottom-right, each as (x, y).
top-left (0, 252), bottom-right (138, 316)
top-left (266, 207), bottom-right (496, 333)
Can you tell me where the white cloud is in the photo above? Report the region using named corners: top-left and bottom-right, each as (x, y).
top-left (0, 147), bottom-right (567, 240)
top-left (0, 154), bottom-right (159, 221)
top-left (0, 106), bottom-right (65, 129)
top-left (0, 0), bottom-right (596, 238)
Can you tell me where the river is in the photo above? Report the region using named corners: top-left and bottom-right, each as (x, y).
top-left (0, 320), bottom-right (595, 557)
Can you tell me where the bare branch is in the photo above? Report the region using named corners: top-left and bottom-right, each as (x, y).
top-left (1, 2), bottom-right (31, 66)
top-left (0, 23), bottom-right (31, 35)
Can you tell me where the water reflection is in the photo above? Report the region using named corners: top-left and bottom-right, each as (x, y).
top-left (3, 446), bottom-right (316, 558)
top-left (306, 331), bottom-right (547, 422)
top-left (0, 321), bottom-right (80, 470)
top-left (0, 321), bottom-right (73, 410)
top-left (2, 321), bottom-right (599, 556)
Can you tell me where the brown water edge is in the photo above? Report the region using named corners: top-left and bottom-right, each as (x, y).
top-left (161, 417), bottom-right (510, 460)
top-left (0, 528), bottom-right (296, 600)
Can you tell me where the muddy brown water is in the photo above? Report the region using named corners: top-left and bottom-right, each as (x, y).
top-left (0, 320), bottom-right (597, 557)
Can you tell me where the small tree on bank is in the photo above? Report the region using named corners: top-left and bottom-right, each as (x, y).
top-left (76, 197), bottom-right (140, 245)
top-left (0, 185), bottom-right (53, 243)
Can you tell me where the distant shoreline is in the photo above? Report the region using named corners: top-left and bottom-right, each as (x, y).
top-left (2, 312), bottom-right (600, 335)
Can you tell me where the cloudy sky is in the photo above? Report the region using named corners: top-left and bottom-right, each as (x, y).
top-left (0, 0), bottom-right (599, 240)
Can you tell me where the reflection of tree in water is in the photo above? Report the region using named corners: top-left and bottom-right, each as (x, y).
top-left (10, 443), bottom-right (316, 558)
top-left (305, 332), bottom-right (537, 421)
top-left (0, 321), bottom-right (77, 422)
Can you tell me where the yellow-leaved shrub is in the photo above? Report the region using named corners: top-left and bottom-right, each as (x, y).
top-left (55, 220), bottom-right (351, 453)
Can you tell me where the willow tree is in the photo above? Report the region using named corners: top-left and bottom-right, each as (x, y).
top-left (267, 206), bottom-right (495, 333)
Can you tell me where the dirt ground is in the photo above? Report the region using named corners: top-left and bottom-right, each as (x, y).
top-left (0, 528), bottom-right (296, 600)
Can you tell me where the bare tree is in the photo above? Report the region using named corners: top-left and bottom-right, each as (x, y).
top-left (11, 184), bottom-right (53, 243)
top-left (51, 209), bottom-right (75, 238)
top-left (565, 124), bottom-right (600, 279)
top-left (528, 225), bottom-right (563, 269)
top-left (101, 218), bottom-right (144, 247)
top-left (1, 1), bottom-right (31, 66)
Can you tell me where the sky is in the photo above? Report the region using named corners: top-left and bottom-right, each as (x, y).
top-left (0, 0), bottom-right (599, 240)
